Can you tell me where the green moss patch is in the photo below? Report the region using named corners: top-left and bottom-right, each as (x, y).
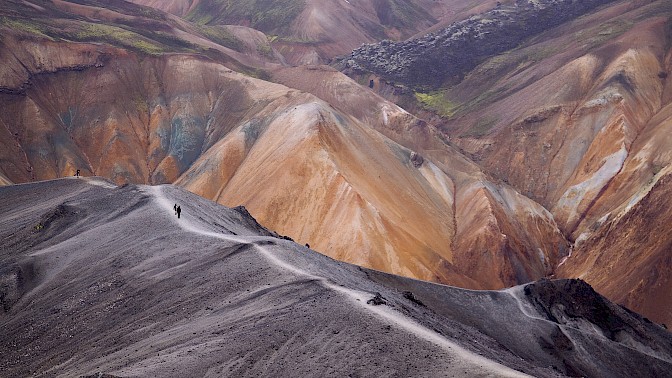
top-left (574, 19), bottom-right (633, 49)
top-left (72, 23), bottom-right (167, 55)
top-left (414, 91), bottom-right (459, 118)
top-left (0, 17), bottom-right (53, 40)
top-left (186, 0), bottom-right (306, 35)
top-left (197, 25), bottom-right (245, 52)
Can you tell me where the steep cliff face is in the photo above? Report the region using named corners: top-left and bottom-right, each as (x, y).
top-left (556, 173), bottom-right (672, 326)
top-left (444, 8), bottom-right (672, 237)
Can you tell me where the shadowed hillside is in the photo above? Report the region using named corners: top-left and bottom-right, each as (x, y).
top-left (1, 178), bottom-right (670, 377)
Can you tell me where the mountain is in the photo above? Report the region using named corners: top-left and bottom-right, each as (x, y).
top-left (2, 1), bottom-right (672, 373)
top-left (3, 0), bottom-right (672, 329)
top-left (1, 177), bottom-right (671, 377)
top-left (339, 0), bottom-right (672, 325)
top-left (341, 0), bottom-right (620, 88)
top-left (128, 0), bottom-right (502, 65)
top-left (265, 64), bottom-right (568, 289)
top-left (0, 0), bottom-right (572, 291)
top-left (448, 0), bottom-right (672, 326)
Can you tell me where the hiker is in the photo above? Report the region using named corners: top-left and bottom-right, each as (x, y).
top-left (173, 204), bottom-right (177, 215)
top-left (75, 169), bottom-right (80, 177)
top-left (176, 205), bottom-right (181, 219)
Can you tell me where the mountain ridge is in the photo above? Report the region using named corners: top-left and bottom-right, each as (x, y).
top-left (3, 0), bottom-right (672, 329)
top-left (0, 0), bottom-right (571, 292)
top-left (1, 177), bottom-right (671, 377)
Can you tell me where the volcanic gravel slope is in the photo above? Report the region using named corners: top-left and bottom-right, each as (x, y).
top-left (1, 178), bottom-right (671, 377)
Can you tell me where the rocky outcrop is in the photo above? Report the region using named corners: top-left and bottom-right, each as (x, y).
top-left (341, 0), bottom-right (619, 88)
top-left (524, 279), bottom-right (658, 340)
top-left (520, 279), bottom-right (672, 376)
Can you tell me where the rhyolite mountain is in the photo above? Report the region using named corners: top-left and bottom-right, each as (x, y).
top-left (127, 0), bottom-right (504, 65)
top-left (1, 177), bottom-right (671, 377)
top-left (340, 0), bottom-right (672, 326)
top-left (0, 0), bottom-right (569, 293)
top-left (1, 0), bottom-right (672, 330)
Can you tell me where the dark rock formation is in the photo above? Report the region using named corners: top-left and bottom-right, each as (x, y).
top-left (367, 292), bottom-right (388, 305)
top-left (410, 151), bottom-right (424, 168)
top-left (524, 279), bottom-right (669, 343)
top-left (402, 291), bottom-right (425, 307)
top-left (341, 0), bottom-right (619, 88)
top-left (232, 205), bottom-right (274, 237)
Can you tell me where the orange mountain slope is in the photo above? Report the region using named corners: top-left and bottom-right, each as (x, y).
top-left (375, 0), bottom-right (672, 324)
top-left (443, 2), bottom-right (672, 324)
top-left (0, 0), bottom-right (568, 291)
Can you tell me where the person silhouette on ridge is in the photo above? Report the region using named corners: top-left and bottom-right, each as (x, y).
top-left (75, 169), bottom-right (80, 177)
top-left (174, 203), bottom-right (177, 215)
top-left (176, 205), bottom-right (181, 219)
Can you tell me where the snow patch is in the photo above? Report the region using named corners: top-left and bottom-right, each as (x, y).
top-left (574, 232), bottom-right (591, 248)
top-left (582, 91), bottom-right (623, 110)
top-left (621, 165), bottom-right (672, 216)
top-left (380, 104), bottom-right (391, 126)
top-left (557, 246), bottom-right (573, 268)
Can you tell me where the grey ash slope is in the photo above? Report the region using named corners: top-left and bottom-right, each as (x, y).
top-left (0, 178), bottom-right (671, 377)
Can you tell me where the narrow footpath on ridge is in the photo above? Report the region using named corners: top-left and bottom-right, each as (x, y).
top-left (147, 184), bottom-right (529, 378)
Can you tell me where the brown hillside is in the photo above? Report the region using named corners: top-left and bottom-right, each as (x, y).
top-left (418, 0), bottom-right (672, 324)
top-left (0, 0), bottom-right (568, 291)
